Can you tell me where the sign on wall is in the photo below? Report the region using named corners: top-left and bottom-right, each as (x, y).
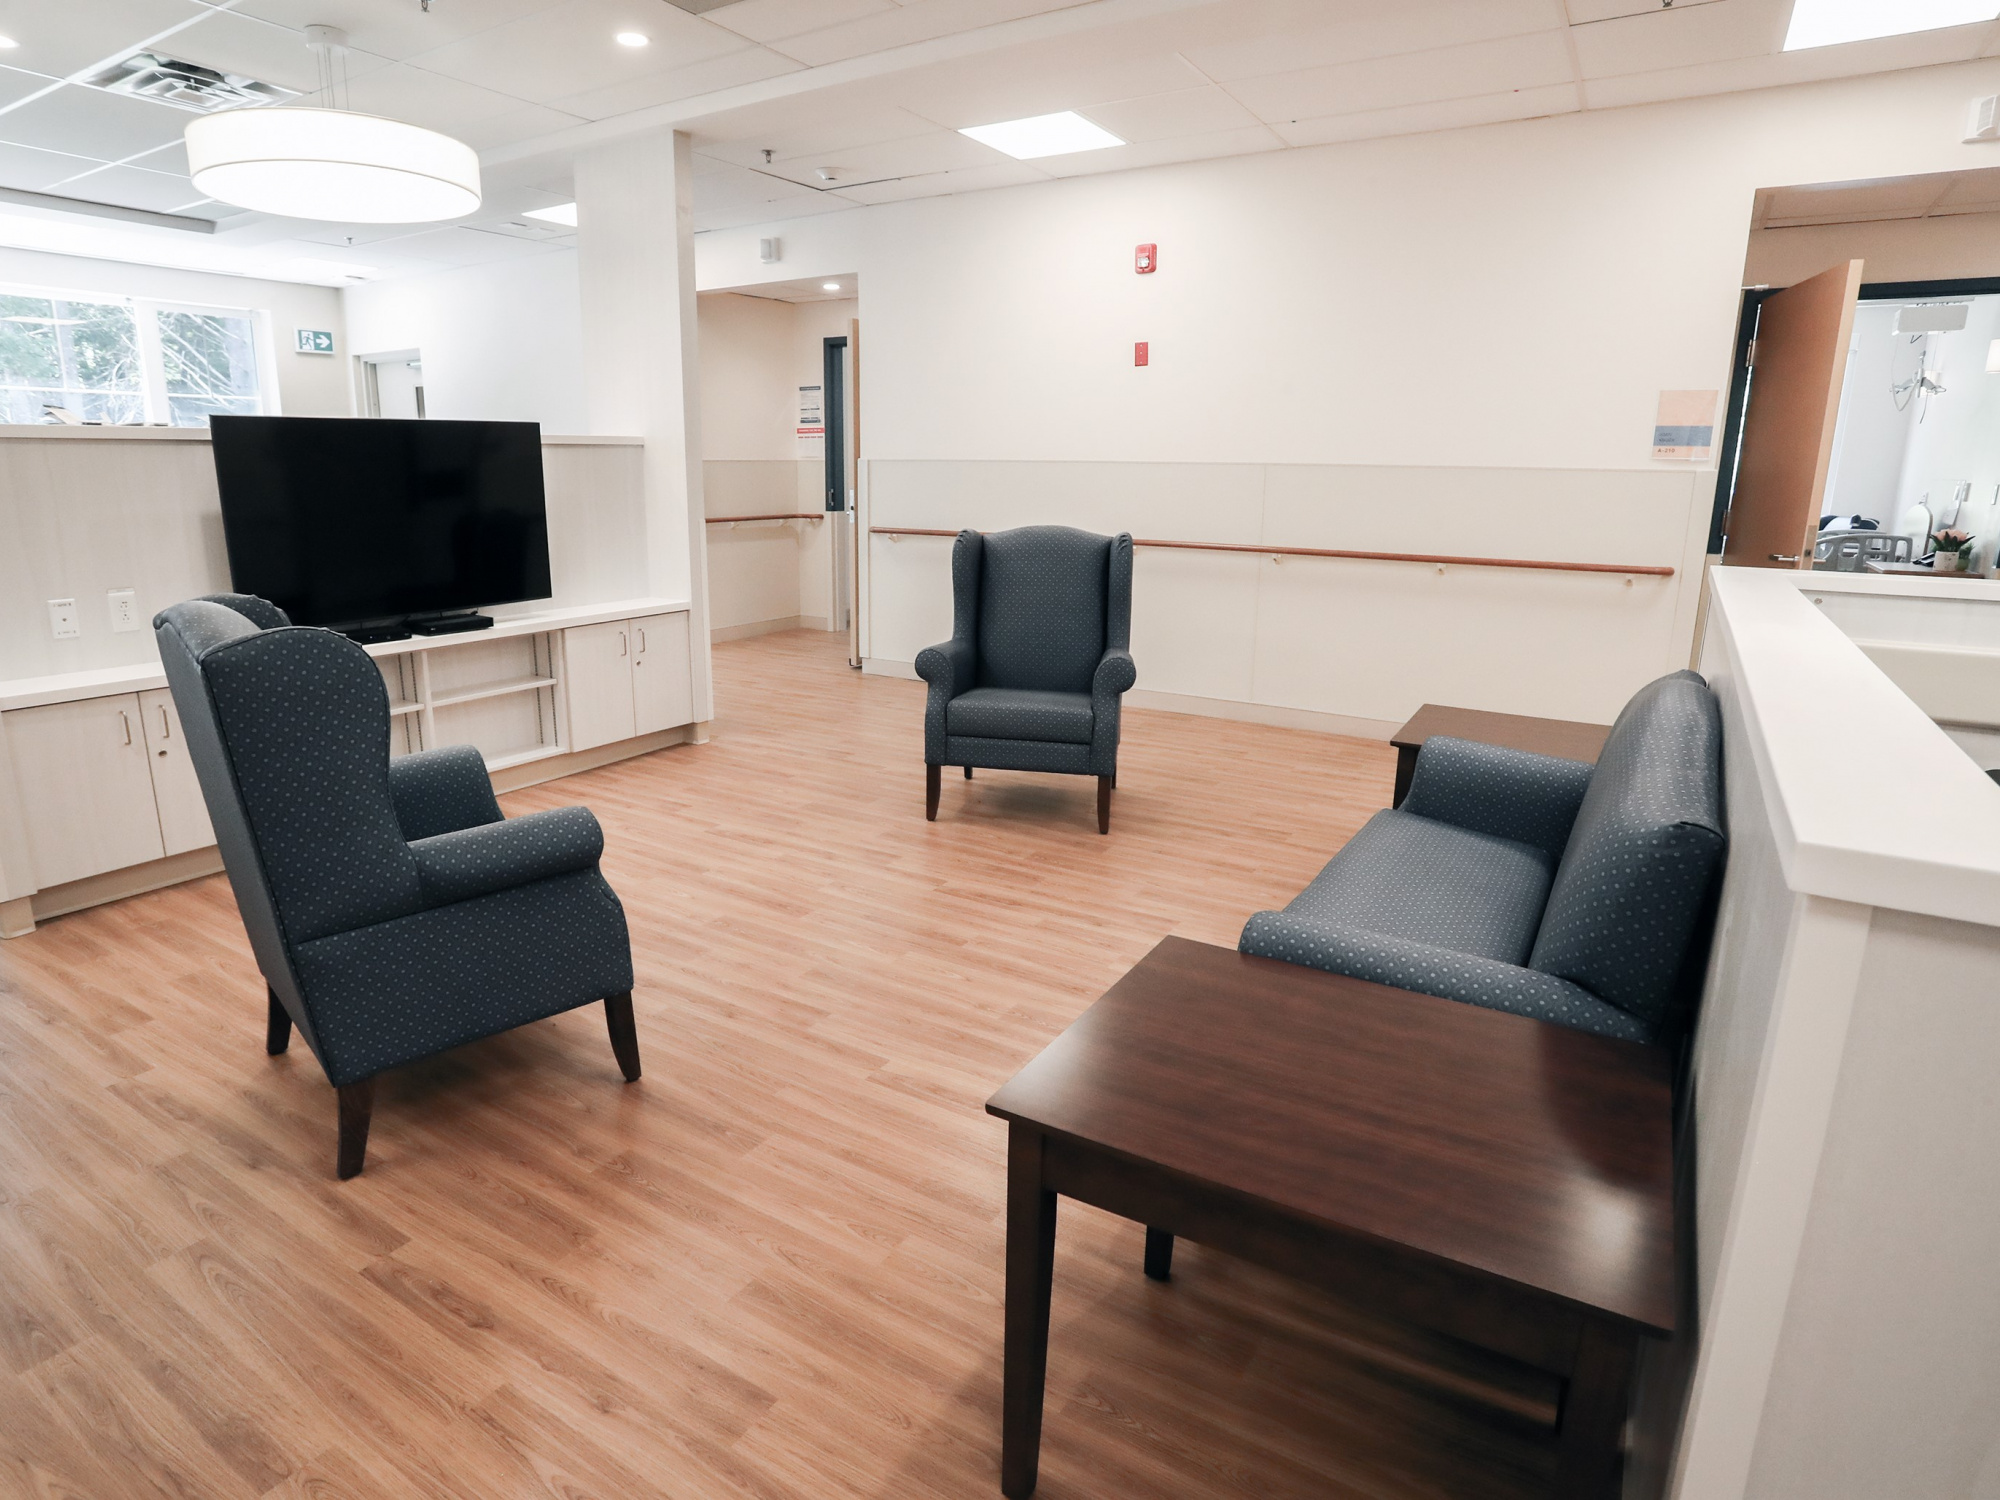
top-left (796, 384), bottom-right (823, 437)
top-left (295, 328), bottom-right (336, 355)
top-left (1653, 390), bottom-right (1717, 461)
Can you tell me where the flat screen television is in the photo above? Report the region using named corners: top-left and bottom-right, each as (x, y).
top-left (210, 416), bottom-right (552, 632)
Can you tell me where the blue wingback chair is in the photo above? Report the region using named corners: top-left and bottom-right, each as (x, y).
top-left (154, 593), bottom-right (639, 1178)
top-left (1241, 671), bottom-right (1726, 1046)
top-left (916, 526), bottom-right (1137, 833)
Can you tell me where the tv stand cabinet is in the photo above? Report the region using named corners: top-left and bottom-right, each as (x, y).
top-left (0, 598), bottom-right (698, 938)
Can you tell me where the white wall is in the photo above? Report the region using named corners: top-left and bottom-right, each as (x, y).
top-left (1822, 302), bottom-right (1919, 530)
top-left (341, 252), bottom-right (586, 431)
top-left (0, 245), bottom-right (348, 418)
top-left (1745, 209), bottom-right (2000, 288)
top-left (691, 56), bottom-right (2000, 730)
top-left (1894, 293), bottom-right (2000, 571)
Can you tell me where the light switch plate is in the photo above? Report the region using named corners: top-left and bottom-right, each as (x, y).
top-left (108, 588), bottom-right (139, 632)
top-left (48, 598), bottom-right (79, 639)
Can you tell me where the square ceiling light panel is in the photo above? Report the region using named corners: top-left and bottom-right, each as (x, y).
top-left (959, 111), bottom-right (1123, 160)
top-left (1784, 0), bottom-right (2000, 50)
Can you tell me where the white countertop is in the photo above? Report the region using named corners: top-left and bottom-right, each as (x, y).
top-left (0, 424), bottom-right (642, 446)
top-left (1709, 568), bottom-right (2000, 929)
top-left (0, 597), bottom-right (688, 712)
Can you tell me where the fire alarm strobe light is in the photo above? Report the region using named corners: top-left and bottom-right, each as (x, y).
top-left (1135, 243), bottom-right (1156, 273)
top-left (1134, 341), bottom-right (1149, 366)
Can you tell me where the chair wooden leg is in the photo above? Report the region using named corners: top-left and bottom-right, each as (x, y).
top-left (336, 1078), bottom-right (375, 1180)
top-left (265, 986), bottom-right (291, 1055)
top-left (604, 991), bottom-right (642, 1082)
top-left (1144, 1227), bottom-right (1174, 1281)
top-left (964, 765), bottom-right (973, 779)
top-left (926, 763), bottom-right (941, 821)
top-left (1096, 774), bottom-right (1112, 835)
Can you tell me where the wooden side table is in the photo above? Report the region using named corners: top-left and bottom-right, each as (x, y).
top-left (986, 937), bottom-right (1676, 1500)
top-left (1391, 704), bottom-right (1612, 806)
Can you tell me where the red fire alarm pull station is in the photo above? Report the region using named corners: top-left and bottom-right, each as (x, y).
top-left (1135, 243), bottom-right (1156, 274)
top-left (1134, 341), bottom-right (1149, 366)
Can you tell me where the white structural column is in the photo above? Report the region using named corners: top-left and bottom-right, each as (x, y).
top-left (574, 127), bottom-right (713, 723)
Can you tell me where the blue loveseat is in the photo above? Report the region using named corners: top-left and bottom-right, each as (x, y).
top-left (1240, 671), bottom-right (1725, 1045)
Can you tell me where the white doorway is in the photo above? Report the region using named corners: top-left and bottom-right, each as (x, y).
top-left (359, 349), bottom-right (424, 418)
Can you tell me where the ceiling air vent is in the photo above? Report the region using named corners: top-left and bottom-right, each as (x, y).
top-left (659, 0), bottom-right (740, 13)
top-left (80, 53), bottom-right (295, 113)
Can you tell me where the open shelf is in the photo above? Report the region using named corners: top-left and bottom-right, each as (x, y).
top-left (388, 701), bottom-right (422, 717)
top-left (484, 745), bottom-right (565, 772)
top-left (430, 676), bottom-right (557, 709)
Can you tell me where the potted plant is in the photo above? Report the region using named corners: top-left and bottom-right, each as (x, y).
top-left (1930, 528), bottom-right (1978, 573)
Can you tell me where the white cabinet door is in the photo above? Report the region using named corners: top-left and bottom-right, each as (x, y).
top-left (140, 689), bottom-right (214, 856)
top-left (3, 695), bottom-right (165, 888)
top-left (631, 612), bottom-right (694, 735)
top-left (563, 620), bottom-right (636, 751)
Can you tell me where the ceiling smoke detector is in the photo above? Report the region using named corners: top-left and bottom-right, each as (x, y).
top-left (82, 53), bottom-right (294, 113)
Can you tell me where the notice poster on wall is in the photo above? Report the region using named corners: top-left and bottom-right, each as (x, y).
top-left (1653, 390), bottom-right (1718, 461)
top-left (797, 385), bottom-right (824, 437)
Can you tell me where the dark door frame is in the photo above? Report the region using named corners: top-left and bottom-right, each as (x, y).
top-left (822, 335), bottom-right (847, 512)
top-left (1708, 274), bottom-right (2000, 554)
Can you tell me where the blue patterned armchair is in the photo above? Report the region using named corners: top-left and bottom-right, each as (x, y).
top-left (1242, 671), bottom-right (1726, 1045)
top-left (154, 593), bottom-right (639, 1179)
top-left (916, 526), bottom-right (1136, 833)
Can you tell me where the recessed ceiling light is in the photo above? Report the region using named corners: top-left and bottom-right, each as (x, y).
top-left (822, 282), bottom-right (840, 291)
top-left (0, 35), bottom-right (19, 49)
top-left (615, 31), bottom-right (649, 47)
top-left (958, 110), bottom-right (1123, 160)
top-left (1783, 0), bottom-right (1999, 51)
top-left (524, 202), bottom-right (578, 226)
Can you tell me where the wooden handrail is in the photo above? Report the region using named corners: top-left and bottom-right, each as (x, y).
top-left (867, 527), bottom-right (1674, 577)
top-left (707, 512), bottom-right (824, 523)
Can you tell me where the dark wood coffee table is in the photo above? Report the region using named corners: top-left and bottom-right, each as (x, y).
top-left (1391, 704), bottom-right (1612, 806)
top-left (985, 936), bottom-right (1675, 1499)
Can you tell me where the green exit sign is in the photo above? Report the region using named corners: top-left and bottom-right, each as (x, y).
top-left (294, 328), bottom-right (335, 355)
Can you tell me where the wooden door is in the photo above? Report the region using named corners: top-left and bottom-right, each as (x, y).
top-left (140, 689), bottom-right (215, 855)
top-left (1723, 260), bottom-right (1863, 569)
top-left (3, 694), bottom-right (165, 887)
top-left (563, 620), bottom-right (636, 751)
top-left (632, 612), bottom-right (694, 734)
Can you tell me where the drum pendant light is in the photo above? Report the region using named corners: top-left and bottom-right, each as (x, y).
top-left (184, 25), bottom-right (479, 223)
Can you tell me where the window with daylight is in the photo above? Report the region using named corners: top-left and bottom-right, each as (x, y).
top-left (0, 288), bottom-right (270, 427)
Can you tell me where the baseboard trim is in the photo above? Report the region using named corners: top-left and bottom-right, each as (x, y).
top-left (713, 615), bottom-right (831, 644)
top-left (22, 845), bottom-right (226, 931)
top-left (490, 726), bottom-right (698, 792)
top-left (861, 659), bottom-right (1397, 740)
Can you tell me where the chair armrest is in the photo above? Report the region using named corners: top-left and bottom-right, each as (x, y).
top-left (1238, 911), bottom-right (1652, 1043)
top-left (1402, 736), bottom-right (1594, 861)
top-left (915, 638), bottom-right (975, 764)
top-left (409, 806), bottom-right (605, 907)
top-left (388, 745), bottom-right (504, 841)
top-left (1093, 647), bottom-right (1136, 699)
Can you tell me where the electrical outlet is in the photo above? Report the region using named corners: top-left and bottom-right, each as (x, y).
top-left (108, 588), bottom-right (139, 633)
top-left (48, 598), bottom-right (79, 639)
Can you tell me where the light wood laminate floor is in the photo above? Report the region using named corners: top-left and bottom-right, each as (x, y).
top-left (0, 630), bottom-right (1563, 1500)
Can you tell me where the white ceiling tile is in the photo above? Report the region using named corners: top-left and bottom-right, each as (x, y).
top-left (454, 100), bottom-right (594, 151)
top-left (1571, 0), bottom-right (1786, 79)
top-left (46, 161), bottom-right (199, 213)
top-left (777, 126), bottom-right (1000, 181)
top-left (1270, 80), bottom-right (1579, 146)
top-left (1178, 0), bottom-right (1556, 83)
top-left (691, 99), bottom-right (946, 167)
top-left (0, 65), bottom-right (59, 110)
top-left (687, 157), bottom-right (834, 209)
top-left (1562, 0), bottom-right (1724, 22)
top-left (549, 42), bottom-right (800, 120)
top-left (831, 157), bottom-right (1046, 203)
top-left (772, 0), bottom-right (1081, 67)
top-left (0, 0), bottom-right (209, 81)
top-left (1079, 86), bottom-right (1263, 144)
top-left (409, 0), bottom-right (753, 107)
top-left (885, 38), bottom-right (1205, 127)
top-left (121, 137), bottom-right (189, 175)
top-left (346, 224), bottom-right (555, 266)
top-left (1033, 123), bottom-right (1279, 178)
top-left (1233, 28), bottom-right (1575, 123)
top-left (223, 0), bottom-right (566, 65)
top-left (339, 63), bottom-right (584, 143)
top-left (0, 84), bottom-right (189, 161)
top-left (0, 139), bottom-right (112, 191)
top-left (162, 8), bottom-right (391, 95)
top-left (1579, 21), bottom-right (1982, 108)
top-left (702, 0), bottom-right (897, 45)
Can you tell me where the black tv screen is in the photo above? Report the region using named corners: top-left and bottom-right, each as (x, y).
top-left (210, 416), bottom-right (552, 629)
